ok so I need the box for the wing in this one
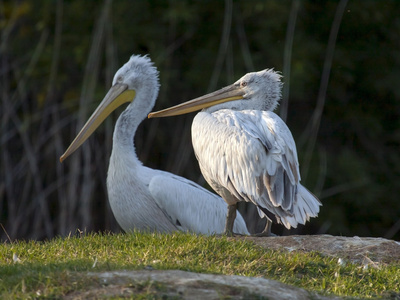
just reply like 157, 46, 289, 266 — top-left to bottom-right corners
148, 171, 249, 235
192, 110, 320, 229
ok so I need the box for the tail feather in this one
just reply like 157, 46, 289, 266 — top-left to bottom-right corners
256, 184, 321, 230
294, 184, 321, 221
276, 184, 321, 229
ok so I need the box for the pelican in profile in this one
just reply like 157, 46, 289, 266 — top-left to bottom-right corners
149, 69, 321, 236
60, 55, 249, 235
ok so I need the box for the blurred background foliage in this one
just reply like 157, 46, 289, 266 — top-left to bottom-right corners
1, 0, 399, 241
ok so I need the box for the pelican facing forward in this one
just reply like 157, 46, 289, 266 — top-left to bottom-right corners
149, 69, 321, 236
60, 55, 249, 235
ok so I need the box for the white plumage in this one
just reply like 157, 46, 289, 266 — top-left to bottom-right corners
149, 69, 321, 235
60, 55, 249, 235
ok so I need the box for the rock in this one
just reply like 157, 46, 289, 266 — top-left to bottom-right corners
240, 234, 400, 265
69, 270, 339, 300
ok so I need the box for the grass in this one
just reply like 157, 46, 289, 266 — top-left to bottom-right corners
0, 231, 399, 298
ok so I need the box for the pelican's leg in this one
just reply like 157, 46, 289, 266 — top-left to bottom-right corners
253, 219, 276, 237
224, 204, 237, 236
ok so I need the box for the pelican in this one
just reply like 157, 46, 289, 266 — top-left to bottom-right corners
149, 69, 322, 236
60, 55, 249, 235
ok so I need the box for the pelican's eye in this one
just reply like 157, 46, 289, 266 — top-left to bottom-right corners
241, 81, 247, 87
115, 76, 123, 83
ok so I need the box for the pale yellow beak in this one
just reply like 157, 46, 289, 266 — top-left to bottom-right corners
148, 83, 245, 118
60, 84, 136, 162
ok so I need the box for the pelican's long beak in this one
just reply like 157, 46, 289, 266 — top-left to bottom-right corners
60, 84, 136, 162
148, 83, 245, 118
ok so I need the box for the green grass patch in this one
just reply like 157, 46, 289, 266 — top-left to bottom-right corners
0, 232, 399, 298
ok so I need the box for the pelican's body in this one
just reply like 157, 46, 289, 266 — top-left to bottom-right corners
149, 69, 321, 235
60, 55, 249, 235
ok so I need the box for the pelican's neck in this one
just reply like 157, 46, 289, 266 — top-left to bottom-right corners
111, 90, 156, 166
113, 110, 140, 154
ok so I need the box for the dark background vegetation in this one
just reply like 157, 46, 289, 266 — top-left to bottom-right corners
1, 0, 399, 241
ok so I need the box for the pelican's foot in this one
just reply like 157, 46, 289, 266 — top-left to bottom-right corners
221, 231, 246, 237
221, 229, 234, 237
251, 219, 277, 237
214, 232, 232, 237
251, 231, 277, 237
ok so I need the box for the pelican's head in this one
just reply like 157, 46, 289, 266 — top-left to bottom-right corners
148, 69, 282, 118
112, 55, 160, 109
60, 55, 159, 162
